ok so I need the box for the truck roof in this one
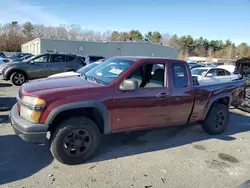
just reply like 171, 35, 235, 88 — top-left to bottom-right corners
111, 56, 187, 63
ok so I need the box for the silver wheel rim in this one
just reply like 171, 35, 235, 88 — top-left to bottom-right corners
14, 74, 25, 84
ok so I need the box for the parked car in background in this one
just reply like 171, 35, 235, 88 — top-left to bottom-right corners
0, 57, 9, 73
0, 52, 7, 58
10, 57, 244, 164
0, 57, 9, 64
48, 60, 102, 79
189, 63, 205, 69
82, 55, 105, 64
9, 54, 34, 62
217, 65, 241, 79
191, 67, 240, 85
1, 53, 85, 86
8, 52, 32, 60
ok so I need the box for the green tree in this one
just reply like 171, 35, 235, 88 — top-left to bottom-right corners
145, 31, 162, 43
194, 37, 207, 56
179, 35, 195, 54
225, 39, 232, 47
128, 30, 143, 41
167, 34, 181, 49
119, 32, 129, 41
23, 22, 34, 38
209, 40, 220, 52
109, 31, 120, 41
202, 39, 210, 50
236, 42, 249, 58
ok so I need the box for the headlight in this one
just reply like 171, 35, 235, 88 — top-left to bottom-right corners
22, 96, 46, 106
20, 96, 46, 123
20, 105, 42, 123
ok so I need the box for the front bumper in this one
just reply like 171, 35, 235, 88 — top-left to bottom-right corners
10, 103, 49, 144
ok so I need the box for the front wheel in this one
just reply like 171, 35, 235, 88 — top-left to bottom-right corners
50, 117, 101, 165
202, 103, 229, 135
10, 72, 26, 86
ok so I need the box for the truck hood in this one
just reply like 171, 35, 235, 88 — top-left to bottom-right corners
21, 76, 101, 98
235, 58, 250, 75
48, 71, 80, 78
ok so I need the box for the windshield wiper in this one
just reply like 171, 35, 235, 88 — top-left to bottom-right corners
85, 75, 98, 84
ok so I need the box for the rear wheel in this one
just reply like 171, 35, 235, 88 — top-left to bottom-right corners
10, 72, 26, 86
202, 103, 229, 135
50, 117, 101, 165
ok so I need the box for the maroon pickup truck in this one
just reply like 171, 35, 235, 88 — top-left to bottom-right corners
10, 56, 245, 164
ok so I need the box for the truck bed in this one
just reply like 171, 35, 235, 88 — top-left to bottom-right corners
189, 79, 245, 123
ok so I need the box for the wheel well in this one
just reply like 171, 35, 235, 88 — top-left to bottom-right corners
213, 97, 230, 107
7, 69, 28, 80
49, 108, 105, 134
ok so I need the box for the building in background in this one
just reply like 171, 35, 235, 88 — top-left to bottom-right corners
21, 38, 178, 59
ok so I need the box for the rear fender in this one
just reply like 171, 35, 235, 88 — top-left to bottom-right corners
203, 93, 232, 119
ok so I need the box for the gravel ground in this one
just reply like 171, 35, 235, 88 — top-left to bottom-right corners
0, 80, 250, 188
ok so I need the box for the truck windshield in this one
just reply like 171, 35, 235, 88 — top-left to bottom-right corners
76, 62, 99, 75
85, 58, 134, 85
191, 68, 209, 75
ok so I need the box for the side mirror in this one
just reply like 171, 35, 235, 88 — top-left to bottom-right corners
206, 73, 213, 77
119, 79, 138, 91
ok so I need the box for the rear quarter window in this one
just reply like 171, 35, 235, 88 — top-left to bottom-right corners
172, 63, 188, 88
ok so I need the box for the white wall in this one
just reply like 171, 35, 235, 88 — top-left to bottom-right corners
21, 38, 41, 54
39, 39, 178, 59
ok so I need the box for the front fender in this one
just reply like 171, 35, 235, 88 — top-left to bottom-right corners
45, 101, 110, 134
4, 67, 29, 80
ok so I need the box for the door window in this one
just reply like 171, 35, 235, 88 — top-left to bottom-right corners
225, 70, 231, 75
206, 69, 217, 76
127, 63, 165, 88
33, 55, 48, 63
52, 55, 66, 63
172, 63, 188, 88
217, 69, 226, 76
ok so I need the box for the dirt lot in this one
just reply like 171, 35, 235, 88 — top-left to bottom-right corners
0, 80, 250, 188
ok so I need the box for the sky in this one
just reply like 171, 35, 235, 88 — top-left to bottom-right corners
0, 0, 249, 44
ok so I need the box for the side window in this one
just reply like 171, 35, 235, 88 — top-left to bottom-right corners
67, 55, 76, 62
128, 63, 165, 88
52, 55, 66, 63
225, 70, 231, 75
206, 69, 217, 76
172, 63, 188, 88
33, 55, 48, 63
217, 69, 226, 76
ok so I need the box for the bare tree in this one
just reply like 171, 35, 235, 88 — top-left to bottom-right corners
68, 24, 81, 40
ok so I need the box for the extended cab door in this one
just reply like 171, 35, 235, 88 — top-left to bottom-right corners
168, 62, 195, 125
112, 62, 171, 132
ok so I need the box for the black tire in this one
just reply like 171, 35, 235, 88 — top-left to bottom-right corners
50, 117, 101, 165
10, 72, 26, 86
202, 103, 229, 135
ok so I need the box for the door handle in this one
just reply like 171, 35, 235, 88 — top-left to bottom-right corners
157, 92, 169, 98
